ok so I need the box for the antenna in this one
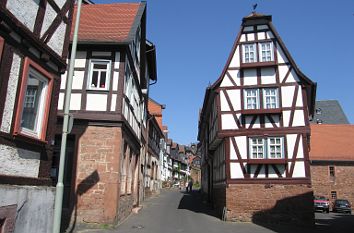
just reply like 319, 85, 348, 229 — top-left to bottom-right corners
252, 3, 258, 13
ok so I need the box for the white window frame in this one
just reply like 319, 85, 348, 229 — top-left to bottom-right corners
249, 137, 284, 159
263, 88, 279, 109
250, 138, 265, 159
87, 59, 111, 91
267, 137, 283, 159
244, 89, 259, 109
259, 42, 274, 62
242, 43, 257, 63
20, 68, 48, 138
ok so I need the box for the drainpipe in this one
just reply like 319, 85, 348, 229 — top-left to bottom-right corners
52, 1, 82, 232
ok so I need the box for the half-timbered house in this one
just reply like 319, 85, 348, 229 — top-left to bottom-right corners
55, 2, 157, 227
198, 13, 316, 225
0, 0, 74, 232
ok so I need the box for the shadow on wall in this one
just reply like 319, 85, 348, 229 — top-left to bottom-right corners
177, 190, 219, 219
62, 170, 100, 233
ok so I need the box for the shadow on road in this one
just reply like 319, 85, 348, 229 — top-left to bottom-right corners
177, 190, 220, 219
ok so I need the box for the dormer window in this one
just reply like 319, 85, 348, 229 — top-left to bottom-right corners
88, 59, 111, 90
242, 43, 257, 63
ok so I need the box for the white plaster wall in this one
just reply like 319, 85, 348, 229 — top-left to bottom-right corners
243, 69, 257, 86
268, 165, 286, 178
1, 53, 21, 133
7, 0, 39, 31
92, 51, 111, 57
220, 74, 233, 87
230, 162, 243, 179
230, 138, 237, 160
281, 86, 295, 107
276, 43, 288, 63
70, 93, 81, 110
257, 32, 266, 40
228, 89, 241, 111
229, 47, 240, 67
0, 185, 55, 233
58, 93, 64, 110
292, 110, 305, 127
261, 67, 276, 84
221, 114, 237, 130
111, 94, 117, 111
0, 145, 40, 178
286, 70, 300, 83
229, 70, 241, 85
247, 33, 255, 41
74, 51, 87, 68
55, 0, 66, 8
60, 71, 67, 89
235, 136, 247, 159
40, 3, 56, 37
72, 70, 85, 89
86, 94, 107, 111
240, 34, 246, 42
282, 110, 291, 127
292, 161, 305, 178
278, 65, 290, 83
220, 91, 230, 111
286, 134, 297, 158
296, 89, 304, 107
113, 71, 119, 91
47, 22, 65, 56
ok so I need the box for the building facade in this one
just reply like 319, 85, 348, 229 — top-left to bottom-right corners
55, 2, 157, 227
310, 124, 354, 211
0, 0, 74, 232
198, 13, 316, 225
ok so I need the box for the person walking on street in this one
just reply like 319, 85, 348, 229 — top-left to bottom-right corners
188, 179, 193, 192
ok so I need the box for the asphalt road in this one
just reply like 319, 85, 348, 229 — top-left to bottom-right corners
78, 189, 354, 233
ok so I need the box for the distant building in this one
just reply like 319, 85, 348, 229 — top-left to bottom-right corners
310, 100, 349, 125
310, 124, 354, 212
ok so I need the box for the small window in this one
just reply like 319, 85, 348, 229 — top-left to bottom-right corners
331, 191, 337, 199
242, 43, 257, 63
329, 166, 335, 177
263, 88, 278, 109
244, 89, 259, 109
259, 42, 274, 62
268, 137, 283, 159
88, 59, 111, 90
250, 138, 265, 159
14, 58, 53, 141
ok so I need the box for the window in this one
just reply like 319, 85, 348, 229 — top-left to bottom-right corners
329, 166, 335, 177
250, 138, 265, 159
244, 89, 259, 109
242, 43, 257, 63
263, 88, 278, 109
259, 42, 273, 62
249, 137, 284, 159
331, 191, 337, 199
88, 59, 111, 90
14, 58, 53, 141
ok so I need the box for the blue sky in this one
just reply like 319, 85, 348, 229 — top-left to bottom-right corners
93, 0, 354, 145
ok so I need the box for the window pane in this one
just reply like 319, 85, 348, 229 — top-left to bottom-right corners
91, 71, 98, 87
93, 63, 107, 69
100, 72, 106, 88
21, 71, 46, 133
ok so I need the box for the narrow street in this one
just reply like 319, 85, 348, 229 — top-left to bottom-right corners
77, 189, 354, 233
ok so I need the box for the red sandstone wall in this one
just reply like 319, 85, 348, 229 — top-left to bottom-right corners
226, 184, 314, 226
311, 164, 354, 210
75, 126, 122, 224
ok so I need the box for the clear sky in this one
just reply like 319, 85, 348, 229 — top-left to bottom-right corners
93, 0, 354, 145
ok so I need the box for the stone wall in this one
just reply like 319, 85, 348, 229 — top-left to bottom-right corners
0, 185, 55, 233
212, 185, 226, 218
226, 183, 314, 226
75, 126, 122, 224
311, 163, 354, 210
117, 194, 134, 223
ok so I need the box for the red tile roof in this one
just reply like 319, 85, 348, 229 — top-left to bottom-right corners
310, 124, 354, 161
71, 3, 143, 43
